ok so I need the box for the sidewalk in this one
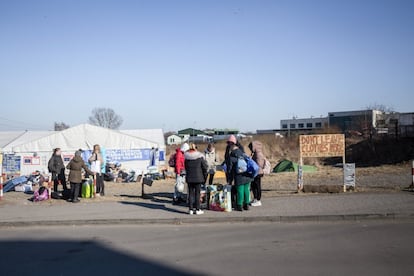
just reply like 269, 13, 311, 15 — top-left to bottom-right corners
0, 192, 413, 227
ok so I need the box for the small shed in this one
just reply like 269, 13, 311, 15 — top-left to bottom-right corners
167, 134, 182, 145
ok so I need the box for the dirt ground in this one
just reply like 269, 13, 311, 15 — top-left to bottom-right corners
1, 163, 411, 206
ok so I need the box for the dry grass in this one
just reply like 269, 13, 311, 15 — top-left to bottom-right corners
167, 134, 320, 168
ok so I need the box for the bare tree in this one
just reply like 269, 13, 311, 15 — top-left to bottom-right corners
54, 122, 70, 131
88, 108, 123, 129
366, 103, 395, 113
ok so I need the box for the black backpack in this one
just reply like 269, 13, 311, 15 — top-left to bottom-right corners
168, 153, 176, 168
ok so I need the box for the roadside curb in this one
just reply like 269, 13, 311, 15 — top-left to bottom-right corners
1, 213, 413, 227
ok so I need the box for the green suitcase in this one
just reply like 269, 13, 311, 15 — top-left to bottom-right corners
81, 178, 94, 198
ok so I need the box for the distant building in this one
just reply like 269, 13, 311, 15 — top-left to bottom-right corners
166, 134, 182, 145
190, 135, 213, 143
212, 128, 239, 141
328, 110, 383, 133
280, 117, 328, 131
376, 112, 414, 137
258, 109, 414, 138
178, 128, 206, 137
175, 128, 214, 143
256, 129, 284, 136
399, 113, 414, 137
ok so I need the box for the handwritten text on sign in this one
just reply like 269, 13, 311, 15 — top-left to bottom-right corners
300, 134, 345, 158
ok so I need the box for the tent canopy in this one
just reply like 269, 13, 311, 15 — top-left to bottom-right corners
1, 131, 53, 152
10, 124, 159, 153
121, 129, 165, 148
273, 159, 317, 173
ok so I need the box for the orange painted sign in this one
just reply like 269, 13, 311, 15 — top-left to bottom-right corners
299, 134, 345, 158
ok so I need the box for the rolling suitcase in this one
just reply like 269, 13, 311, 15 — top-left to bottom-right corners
81, 178, 94, 198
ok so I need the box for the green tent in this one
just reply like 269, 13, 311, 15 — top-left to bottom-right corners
273, 159, 317, 173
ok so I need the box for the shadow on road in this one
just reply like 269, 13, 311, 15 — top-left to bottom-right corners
0, 240, 196, 276
119, 201, 188, 215
117, 194, 142, 199
151, 192, 174, 199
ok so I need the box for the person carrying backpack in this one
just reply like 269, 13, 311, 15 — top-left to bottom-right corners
185, 143, 208, 215
67, 150, 95, 203
224, 135, 245, 207
226, 135, 254, 212
48, 148, 68, 192
173, 143, 189, 204
248, 141, 265, 207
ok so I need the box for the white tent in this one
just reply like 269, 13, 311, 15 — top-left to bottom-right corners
1, 124, 164, 176
121, 129, 166, 149
1, 131, 54, 152
11, 124, 159, 153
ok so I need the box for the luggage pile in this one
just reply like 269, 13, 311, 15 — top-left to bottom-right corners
3, 171, 48, 194
204, 184, 232, 212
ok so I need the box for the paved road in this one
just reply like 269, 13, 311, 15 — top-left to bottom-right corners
1, 221, 413, 276
1, 192, 413, 225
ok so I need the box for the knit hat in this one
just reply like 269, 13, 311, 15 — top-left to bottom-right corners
180, 143, 190, 152
227, 135, 237, 144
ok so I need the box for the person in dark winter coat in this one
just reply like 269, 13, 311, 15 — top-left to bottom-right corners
66, 151, 95, 203
224, 137, 244, 173
224, 135, 245, 208
185, 143, 208, 215
48, 148, 68, 192
226, 135, 253, 212
249, 141, 265, 207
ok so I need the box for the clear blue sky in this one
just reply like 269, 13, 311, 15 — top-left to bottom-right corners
1, 0, 413, 132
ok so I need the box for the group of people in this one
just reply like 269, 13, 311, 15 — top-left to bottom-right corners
47, 144, 106, 203
46, 137, 265, 212
172, 135, 265, 215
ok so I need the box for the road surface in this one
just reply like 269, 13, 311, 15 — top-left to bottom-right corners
1, 221, 413, 275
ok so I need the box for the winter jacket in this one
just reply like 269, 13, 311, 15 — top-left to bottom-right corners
226, 145, 254, 186
185, 150, 208, 184
48, 155, 65, 176
224, 142, 244, 166
67, 156, 94, 184
249, 141, 265, 175
204, 148, 217, 173
175, 148, 185, 175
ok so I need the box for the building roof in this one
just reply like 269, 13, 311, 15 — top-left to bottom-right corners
328, 109, 381, 117
167, 134, 181, 138
178, 128, 206, 136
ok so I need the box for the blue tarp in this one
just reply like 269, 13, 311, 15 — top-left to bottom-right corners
3, 176, 29, 193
